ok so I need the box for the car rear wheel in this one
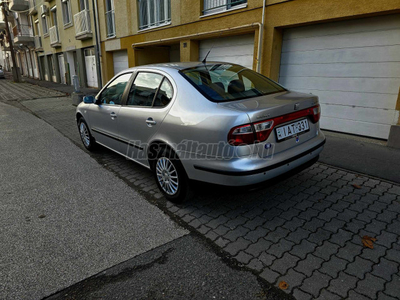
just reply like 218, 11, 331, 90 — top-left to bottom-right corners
78, 117, 96, 151
153, 147, 190, 204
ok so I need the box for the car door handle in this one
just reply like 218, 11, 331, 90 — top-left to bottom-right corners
110, 112, 117, 118
146, 118, 156, 127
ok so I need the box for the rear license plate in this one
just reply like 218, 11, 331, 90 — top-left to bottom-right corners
276, 119, 309, 141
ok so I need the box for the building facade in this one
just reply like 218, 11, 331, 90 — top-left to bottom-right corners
97, 0, 400, 142
0, 0, 100, 88
0, 0, 101, 88
31, 0, 101, 88
0, 4, 15, 72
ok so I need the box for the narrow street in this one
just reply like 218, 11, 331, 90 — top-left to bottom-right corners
1, 78, 399, 300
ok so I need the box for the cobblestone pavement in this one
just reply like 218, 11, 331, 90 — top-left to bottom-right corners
22, 76, 100, 96
0, 78, 64, 101
1, 80, 399, 300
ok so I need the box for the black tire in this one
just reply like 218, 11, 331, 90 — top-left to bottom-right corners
78, 117, 96, 151
152, 147, 191, 204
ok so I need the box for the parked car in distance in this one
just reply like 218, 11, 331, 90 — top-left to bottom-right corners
0, 69, 5, 79
76, 62, 325, 203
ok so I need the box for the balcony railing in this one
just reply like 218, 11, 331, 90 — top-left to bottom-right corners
203, 0, 247, 15
13, 24, 34, 45
105, 9, 115, 38
34, 35, 43, 50
74, 9, 92, 40
49, 25, 61, 47
13, 24, 33, 37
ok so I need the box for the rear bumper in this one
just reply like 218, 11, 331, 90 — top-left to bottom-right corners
180, 133, 325, 186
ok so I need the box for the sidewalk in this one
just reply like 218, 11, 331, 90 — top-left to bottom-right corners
320, 131, 400, 184
5, 72, 100, 96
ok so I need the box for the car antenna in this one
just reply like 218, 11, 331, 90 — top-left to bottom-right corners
202, 31, 223, 65
203, 34, 223, 64
202, 46, 213, 64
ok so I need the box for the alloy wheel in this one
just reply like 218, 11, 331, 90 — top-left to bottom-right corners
156, 157, 179, 195
79, 122, 90, 147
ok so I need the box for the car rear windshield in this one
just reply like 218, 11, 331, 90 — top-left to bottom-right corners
180, 63, 286, 102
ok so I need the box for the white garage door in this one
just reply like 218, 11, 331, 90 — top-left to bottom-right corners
279, 15, 400, 139
113, 50, 129, 75
199, 34, 255, 70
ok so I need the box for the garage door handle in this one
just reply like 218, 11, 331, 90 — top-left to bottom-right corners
146, 118, 156, 126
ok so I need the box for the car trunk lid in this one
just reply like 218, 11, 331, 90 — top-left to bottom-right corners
220, 91, 320, 157
219, 91, 319, 123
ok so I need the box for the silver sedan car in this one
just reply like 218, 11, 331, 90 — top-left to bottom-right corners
76, 62, 325, 203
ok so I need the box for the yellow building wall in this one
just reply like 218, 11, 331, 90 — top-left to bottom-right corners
34, 0, 96, 55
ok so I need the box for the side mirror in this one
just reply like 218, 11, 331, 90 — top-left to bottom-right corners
83, 95, 95, 104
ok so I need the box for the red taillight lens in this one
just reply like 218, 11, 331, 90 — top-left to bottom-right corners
228, 124, 255, 146
311, 104, 321, 123
254, 119, 274, 142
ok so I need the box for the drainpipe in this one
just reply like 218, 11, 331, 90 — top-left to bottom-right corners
256, 0, 266, 73
92, 0, 102, 88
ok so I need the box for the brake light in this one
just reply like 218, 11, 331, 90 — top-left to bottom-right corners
228, 104, 321, 146
228, 124, 255, 146
254, 119, 274, 142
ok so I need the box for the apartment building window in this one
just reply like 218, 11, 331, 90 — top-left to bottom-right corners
78, 0, 89, 10
42, 15, 49, 35
50, 6, 58, 27
203, 0, 247, 15
138, 0, 171, 31
105, 0, 115, 37
34, 20, 40, 36
62, 0, 72, 26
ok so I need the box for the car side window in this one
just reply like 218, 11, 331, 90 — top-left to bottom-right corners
153, 78, 173, 107
127, 72, 163, 106
98, 73, 132, 105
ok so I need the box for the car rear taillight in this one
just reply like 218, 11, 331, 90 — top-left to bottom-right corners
254, 119, 274, 142
228, 104, 321, 146
228, 124, 255, 146
311, 104, 321, 123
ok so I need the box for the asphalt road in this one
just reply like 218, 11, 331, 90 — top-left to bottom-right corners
0, 102, 187, 300
46, 235, 288, 300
